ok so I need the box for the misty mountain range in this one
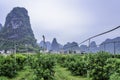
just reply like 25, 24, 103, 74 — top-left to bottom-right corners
39, 38, 63, 52
39, 37, 120, 54
0, 7, 119, 54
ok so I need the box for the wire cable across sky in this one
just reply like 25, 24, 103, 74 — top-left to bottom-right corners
79, 26, 120, 45
64, 26, 120, 50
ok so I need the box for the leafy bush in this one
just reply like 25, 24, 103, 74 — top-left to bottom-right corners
10, 54, 27, 70
0, 52, 119, 80
0, 56, 18, 78
68, 59, 87, 76
110, 73, 120, 80
59, 52, 119, 80
30, 54, 56, 80
0, 54, 27, 78
57, 54, 68, 67
105, 58, 120, 80
0, 76, 8, 80
88, 52, 111, 80
114, 54, 120, 59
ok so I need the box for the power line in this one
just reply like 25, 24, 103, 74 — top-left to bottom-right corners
64, 26, 120, 50
79, 26, 120, 45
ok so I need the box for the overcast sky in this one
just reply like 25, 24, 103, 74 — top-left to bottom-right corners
0, 0, 120, 45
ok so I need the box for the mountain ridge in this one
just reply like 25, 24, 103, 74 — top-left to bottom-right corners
0, 7, 38, 52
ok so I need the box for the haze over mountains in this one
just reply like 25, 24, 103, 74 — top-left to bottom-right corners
39, 38, 63, 52
39, 37, 120, 54
0, 7, 120, 54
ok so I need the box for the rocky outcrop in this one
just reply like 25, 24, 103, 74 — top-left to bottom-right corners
39, 41, 51, 50
50, 38, 60, 51
79, 41, 98, 53
63, 42, 80, 53
3, 7, 35, 41
99, 37, 120, 54
0, 7, 37, 52
89, 41, 98, 53
80, 45, 88, 53
0, 23, 2, 31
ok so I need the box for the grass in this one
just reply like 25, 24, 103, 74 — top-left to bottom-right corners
0, 65, 90, 80
54, 65, 89, 80
0, 66, 35, 80
10, 66, 35, 80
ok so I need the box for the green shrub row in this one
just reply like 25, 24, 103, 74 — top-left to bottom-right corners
57, 52, 120, 80
0, 53, 56, 80
0, 54, 27, 78
28, 54, 56, 80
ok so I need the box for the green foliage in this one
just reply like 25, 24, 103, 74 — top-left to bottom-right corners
0, 76, 8, 80
0, 56, 18, 78
57, 55, 70, 67
57, 54, 88, 76
105, 58, 120, 77
114, 54, 120, 58
110, 73, 120, 80
88, 52, 111, 80
68, 59, 87, 76
10, 54, 27, 70
29, 54, 56, 80
0, 53, 120, 80
0, 54, 27, 78
56, 52, 120, 80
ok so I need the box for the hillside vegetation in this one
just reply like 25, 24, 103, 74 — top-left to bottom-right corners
0, 52, 120, 80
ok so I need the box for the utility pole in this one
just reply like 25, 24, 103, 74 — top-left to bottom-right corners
42, 35, 46, 52
113, 42, 116, 58
14, 43, 16, 54
87, 39, 91, 79
14, 42, 17, 73
25, 44, 29, 66
88, 39, 91, 53
104, 43, 106, 52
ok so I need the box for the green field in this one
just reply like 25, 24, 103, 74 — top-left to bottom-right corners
0, 65, 89, 80
54, 65, 89, 80
0, 52, 120, 80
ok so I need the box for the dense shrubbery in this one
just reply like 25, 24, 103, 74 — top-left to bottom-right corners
110, 73, 120, 80
0, 54, 56, 80
10, 54, 27, 70
88, 52, 111, 80
57, 52, 120, 80
0, 54, 27, 78
0, 55, 18, 78
114, 54, 120, 58
28, 54, 56, 80
106, 58, 120, 77
0, 52, 120, 80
